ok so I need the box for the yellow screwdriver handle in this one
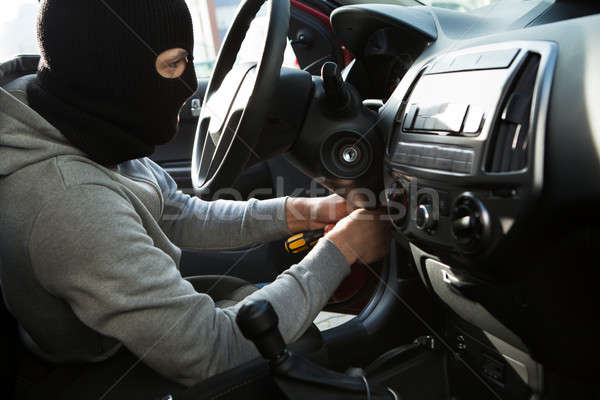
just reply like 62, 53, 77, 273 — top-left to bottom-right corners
284, 230, 325, 254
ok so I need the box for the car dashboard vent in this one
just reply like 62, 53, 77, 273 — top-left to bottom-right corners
485, 53, 541, 172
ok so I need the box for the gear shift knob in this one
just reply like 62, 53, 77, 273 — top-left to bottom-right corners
236, 300, 287, 363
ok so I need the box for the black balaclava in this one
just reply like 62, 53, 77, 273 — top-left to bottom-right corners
27, 0, 199, 165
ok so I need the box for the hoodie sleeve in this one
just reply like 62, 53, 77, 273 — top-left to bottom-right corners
29, 184, 349, 386
143, 159, 291, 250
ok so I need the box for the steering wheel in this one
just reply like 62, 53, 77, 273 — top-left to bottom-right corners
191, 0, 290, 197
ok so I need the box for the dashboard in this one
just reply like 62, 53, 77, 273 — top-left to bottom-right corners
332, 0, 600, 390
384, 41, 556, 264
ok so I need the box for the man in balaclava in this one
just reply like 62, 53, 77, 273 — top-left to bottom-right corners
0, 0, 390, 397
28, 0, 199, 163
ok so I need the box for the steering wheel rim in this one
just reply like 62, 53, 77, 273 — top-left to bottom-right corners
191, 0, 290, 198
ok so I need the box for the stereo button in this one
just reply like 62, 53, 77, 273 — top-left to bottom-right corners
455, 149, 473, 162
451, 53, 483, 71
426, 48, 519, 74
478, 48, 519, 69
452, 160, 471, 173
428, 56, 454, 74
435, 157, 452, 170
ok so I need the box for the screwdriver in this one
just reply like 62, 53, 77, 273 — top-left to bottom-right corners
284, 229, 325, 254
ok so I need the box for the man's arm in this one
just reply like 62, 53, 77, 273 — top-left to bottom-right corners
30, 184, 349, 386
143, 159, 291, 250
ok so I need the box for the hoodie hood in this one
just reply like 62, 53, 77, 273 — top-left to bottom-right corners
0, 76, 85, 177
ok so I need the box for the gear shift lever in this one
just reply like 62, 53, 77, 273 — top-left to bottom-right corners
237, 300, 397, 400
237, 299, 289, 365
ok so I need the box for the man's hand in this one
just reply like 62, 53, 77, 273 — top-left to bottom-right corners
326, 209, 392, 265
286, 194, 354, 233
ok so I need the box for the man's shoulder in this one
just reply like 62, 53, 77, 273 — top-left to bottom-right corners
54, 155, 122, 190
25, 155, 134, 213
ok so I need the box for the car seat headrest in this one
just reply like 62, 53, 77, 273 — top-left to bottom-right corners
0, 55, 40, 88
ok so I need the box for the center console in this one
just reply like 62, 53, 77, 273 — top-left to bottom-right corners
382, 41, 558, 397
384, 41, 557, 264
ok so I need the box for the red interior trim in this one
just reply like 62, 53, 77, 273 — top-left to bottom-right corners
290, 0, 354, 65
290, 0, 332, 28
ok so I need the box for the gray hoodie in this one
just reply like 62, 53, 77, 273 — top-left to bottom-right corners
0, 77, 349, 386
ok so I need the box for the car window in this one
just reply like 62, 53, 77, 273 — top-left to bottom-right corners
0, 0, 298, 76
0, 0, 39, 62
185, 0, 298, 77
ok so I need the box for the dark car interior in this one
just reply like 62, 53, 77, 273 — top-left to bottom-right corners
2, 0, 600, 399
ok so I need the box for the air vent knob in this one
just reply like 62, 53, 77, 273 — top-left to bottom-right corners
451, 193, 491, 251
416, 204, 435, 231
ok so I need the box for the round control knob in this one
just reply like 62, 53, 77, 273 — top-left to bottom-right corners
451, 193, 491, 251
416, 204, 436, 231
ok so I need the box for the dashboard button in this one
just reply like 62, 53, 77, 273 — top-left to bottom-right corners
421, 156, 435, 168
451, 53, 483, 72
478, 48, 519, 69
428, 56, 454, 74
421, 145, 435, 158
455, 149, 473, 162
407, 152, 420, 165
435, 156, 452, 170
426, 48, 520, 74
452, 160, 471, 173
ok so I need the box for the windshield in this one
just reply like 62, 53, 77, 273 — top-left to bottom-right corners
0, 0, 512, 67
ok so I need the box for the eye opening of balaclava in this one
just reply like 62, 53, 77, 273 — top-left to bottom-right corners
27, 0, 199, 166
155, 48, 193, 79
